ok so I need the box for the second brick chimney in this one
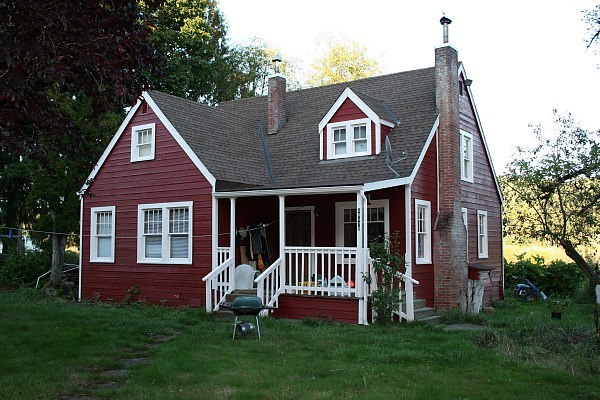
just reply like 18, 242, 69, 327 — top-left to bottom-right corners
433, 16, 468, 308
267, 54, 286, 134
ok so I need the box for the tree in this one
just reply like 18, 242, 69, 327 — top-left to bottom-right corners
585, 5, 600, 49
0, 0, 160, 155
307, 37, 381, 87
501, 112, 600, 289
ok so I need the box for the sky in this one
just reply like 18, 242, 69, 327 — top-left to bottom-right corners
218, 0, 600, 173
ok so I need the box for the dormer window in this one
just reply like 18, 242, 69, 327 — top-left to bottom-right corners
327, 118, 371, 159
131, 123, 156, 162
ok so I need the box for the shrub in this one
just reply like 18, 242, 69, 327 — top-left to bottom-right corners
0, 250, 51, 288
504, 254, 583, 298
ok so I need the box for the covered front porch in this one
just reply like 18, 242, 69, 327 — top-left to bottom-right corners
202, 184, 419, 324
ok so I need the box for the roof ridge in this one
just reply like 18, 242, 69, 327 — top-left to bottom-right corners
148, 90, 262, 125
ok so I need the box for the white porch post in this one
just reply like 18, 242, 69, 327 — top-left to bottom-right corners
212, 196, 218, 269
405, 184, 415, 321
357, 191, 367, 324
279, 195, 286, 288
230, 197, 236, 288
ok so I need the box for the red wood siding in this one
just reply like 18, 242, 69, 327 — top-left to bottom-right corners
410, 135, 438, 306
371, 121, 376, 154
273, 294, 359, 323
459, 74, 504, 304
322, 128, 327, 160
81, 106, 213, 307
380, 125, 391, 154
329, 98, 367, 123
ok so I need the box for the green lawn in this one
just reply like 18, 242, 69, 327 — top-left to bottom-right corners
1, 289, 598, 399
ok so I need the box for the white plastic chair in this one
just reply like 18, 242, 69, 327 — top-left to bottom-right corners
235, 264, 256, 290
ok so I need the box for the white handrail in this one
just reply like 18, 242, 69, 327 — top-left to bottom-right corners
36, 264, 79, 288
255, 257, 283, 312
202, 256, 235, 313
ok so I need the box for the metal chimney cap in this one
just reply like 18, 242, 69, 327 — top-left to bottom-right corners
272, 53, 282, 63
440, 15, 452, 25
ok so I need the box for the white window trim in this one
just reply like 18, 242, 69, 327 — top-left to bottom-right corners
477, 210, 488, 259
327, 118, 371, 159
334, 199, 389, 248
137, 201, 193, 264
460, 130, 474, 183
90, 206, 116, 263
414, 199, 432, 264
462, 207, 468, 262
131, 123, 156, 162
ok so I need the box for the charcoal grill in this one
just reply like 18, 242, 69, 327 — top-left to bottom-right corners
221, 296, 273, 339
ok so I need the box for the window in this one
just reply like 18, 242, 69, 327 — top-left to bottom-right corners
90, 206, 115, 262
131, 123, 156, 162
335, 200, 389, 248
137, 202, 192, 264
415, 199, 431, 264
477, 210, 488, 259
460, 130, 473, 182
327, 118, 371, 159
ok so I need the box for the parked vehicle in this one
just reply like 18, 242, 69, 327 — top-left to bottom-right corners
512, 276, 547, 301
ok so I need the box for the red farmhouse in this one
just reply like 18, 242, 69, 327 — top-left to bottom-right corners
79, 19, 503, 324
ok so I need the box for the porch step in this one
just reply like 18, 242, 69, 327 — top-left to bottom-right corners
418, 314, 446, 326
403, 297, 445, 326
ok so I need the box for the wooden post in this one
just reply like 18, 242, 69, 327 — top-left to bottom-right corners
459, 280, 485, 314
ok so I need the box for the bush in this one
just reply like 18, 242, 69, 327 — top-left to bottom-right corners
504, 254, 583, 298
0, 250, 51, 288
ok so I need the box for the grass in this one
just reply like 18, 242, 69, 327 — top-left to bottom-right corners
1, 289, 599, 400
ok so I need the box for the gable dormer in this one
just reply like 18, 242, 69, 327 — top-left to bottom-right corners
318, 88, 396, 160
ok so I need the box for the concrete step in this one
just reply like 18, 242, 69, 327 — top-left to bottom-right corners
414, 306, 437, 320
418, 314, 446, 326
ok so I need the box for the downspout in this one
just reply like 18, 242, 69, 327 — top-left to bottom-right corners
78, 195, 83, 301
258, 121, 276, 185
405, 184, 415, 321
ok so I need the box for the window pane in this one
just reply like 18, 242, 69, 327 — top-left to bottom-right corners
96, 212, 112, 235
353, 125, 366, 139
417, 233, 425, 258
344, 209, 356, 223
354, 140, 367, 153
144, 209, 162, 234
97, 237, 112, 258
334, 142, 346, 155
344, 223, 357, 247
138, 129, 152, 145
169, 208, 189, 234
333, 128, 346, 142
145, 235, 162, 258
170, 235, 189, 258
367, 221, 384, 244
138, 143, 151, 157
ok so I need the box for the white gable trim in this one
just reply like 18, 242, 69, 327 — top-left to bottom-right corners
144, 92, 216, 187
408, 116, 439, 183
458, 64, 503, 204
78, 100, 142, 196
318, 87, 394, 159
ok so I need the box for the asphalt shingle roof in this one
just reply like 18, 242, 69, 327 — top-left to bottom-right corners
150, 67, 438, 191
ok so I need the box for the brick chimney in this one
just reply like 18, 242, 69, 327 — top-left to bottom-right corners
433, 16, 468, 308
267, 54, 286, 134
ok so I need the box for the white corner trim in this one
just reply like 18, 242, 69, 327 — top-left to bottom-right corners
143, 92, 216, 187
79, 100, 143, 196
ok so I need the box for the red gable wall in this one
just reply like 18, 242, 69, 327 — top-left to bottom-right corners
81, 104, 213, 307
322, 98, 368, 160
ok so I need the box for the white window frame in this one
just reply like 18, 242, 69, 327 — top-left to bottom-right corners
90, 206, 116, 263
460, 130, 473, 182
137, 201, 193, 264
477, 210, 488, 259
327, 118, 371, 159
414, 199, 432, 264
335, 199, 389, 249
131, 123, 156, 162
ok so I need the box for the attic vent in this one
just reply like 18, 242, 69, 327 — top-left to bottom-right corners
141, 101, 148, 114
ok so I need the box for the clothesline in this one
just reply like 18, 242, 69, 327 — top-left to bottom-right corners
0, 220, 279, 241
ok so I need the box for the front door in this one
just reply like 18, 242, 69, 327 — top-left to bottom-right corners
285, 208, 314, 246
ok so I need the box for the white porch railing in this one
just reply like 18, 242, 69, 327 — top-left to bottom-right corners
283, 246, 360, 297
202, 247, 234, 313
